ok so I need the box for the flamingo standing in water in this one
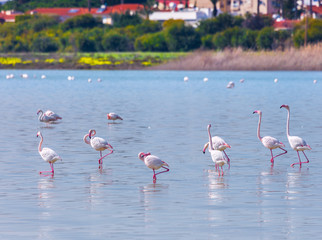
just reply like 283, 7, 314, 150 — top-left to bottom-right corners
206, 124, 228, 176
37, 109, 62, 123
202, 125, 231, 168
83, 129, 113, 166
253, 110, 287, 165
280, 105, 311, 167
138, 152, 169, 183
37, 131, 62, 175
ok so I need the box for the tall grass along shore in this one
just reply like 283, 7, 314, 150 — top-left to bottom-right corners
0, 44, 321, 71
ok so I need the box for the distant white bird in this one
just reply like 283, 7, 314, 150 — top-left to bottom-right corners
184, 76, 189, 82
97, 78, 102, 82
226, 81, 235, 88
88, 78, 92, 83
6, 74, 14, 79
240, 78, 245, 83
21, 73, 28, 79
37, 131, 62, 175
138, 152, 169, 183
206, 124, 228, 176
37, 109, 62, 123
280, 105, 311, 167
41, 75, 46, 79
203, 77, 208, 82
274, 78, 278, 83
313, 79, 317, 84
107, 112, 123, 121
67, 76, 74, 81
253, 110, 287, 165
84, 129, 113, 165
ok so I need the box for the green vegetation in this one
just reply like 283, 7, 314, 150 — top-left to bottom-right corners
0, 6, 321, 56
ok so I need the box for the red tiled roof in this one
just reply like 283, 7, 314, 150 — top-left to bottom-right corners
273, 20, 299, 30
0, 13, 20, 22
312, 6, 322, 14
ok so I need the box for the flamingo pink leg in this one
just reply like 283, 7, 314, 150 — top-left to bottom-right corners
98, 150, 114, 165
152, 167, 170, 183
291, 151, 309, 167
270, 147, 288, 165
40, 162, 54, 175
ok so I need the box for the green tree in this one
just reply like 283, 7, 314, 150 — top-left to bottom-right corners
61, 14, 101, 31
134, 32, 167, 51
101, 31, 130, 51
31, 35, 59, 52
256, 27, 274, 50
163, 20, 201, 51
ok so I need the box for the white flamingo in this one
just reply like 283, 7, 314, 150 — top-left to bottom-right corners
138, 152, 169, 183
280, 105, 311, 167
253, 110, 287, 165
37, 109, 62, 123
202, 125, 231, 168
84, 129, 113, 165
206, 124, 228, 176
37, 131, 62, 175
107, 113, 123, 121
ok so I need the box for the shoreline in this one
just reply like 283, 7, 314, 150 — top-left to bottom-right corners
0, 45, 321, 71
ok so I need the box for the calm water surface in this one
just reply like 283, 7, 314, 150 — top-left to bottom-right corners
0, 70, 322, 239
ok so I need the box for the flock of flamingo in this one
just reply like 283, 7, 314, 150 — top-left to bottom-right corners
36, 103, 312, 181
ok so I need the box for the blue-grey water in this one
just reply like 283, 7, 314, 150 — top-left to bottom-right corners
0, 70, 322, 239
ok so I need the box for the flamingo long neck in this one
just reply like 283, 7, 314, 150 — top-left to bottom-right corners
38, 110, 44, 121
38, 133, 43, 152
208, 127, 214, 151
286, 108, 290, 137
257, 113, 262, 141
83, 134, 90, 144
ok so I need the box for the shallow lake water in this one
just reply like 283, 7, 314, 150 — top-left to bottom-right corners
0, 70, 322, 239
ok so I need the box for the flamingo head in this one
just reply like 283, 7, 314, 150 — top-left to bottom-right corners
253, 110, 261, 115
36, 131, 41, 137
280, 104, 289, 110
207, 124, 211, 130
88, 129, 96, 139
37, 109, 42, 115
202, 142, 209, 154
107, 114, 111, 120
138, 152, 151, 161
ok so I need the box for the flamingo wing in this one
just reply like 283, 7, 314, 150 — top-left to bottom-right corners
261, 136, 284, 149
45, 110, 62, 120
212, 136, 230, 151
288, 136, 310, 150
144, 155, 165, 170
40, 147, 61, 163
91, 137, 109, 151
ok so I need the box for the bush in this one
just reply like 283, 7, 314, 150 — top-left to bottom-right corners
61, 14, 101, 31
164, 21, 201, 51
240, 29, 258, 50
198, 13, 243, 36
293, 19, 322, 47
111, 11, 142, 28
212, 27, 245, 49
31, 35, 59, 52
201, 34, 213, 49
134, 32, 167, 51
256, 27, 274, 50
101, 31, 130, 51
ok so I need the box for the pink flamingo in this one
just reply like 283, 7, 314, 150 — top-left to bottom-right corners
37, 131, 62, 175
207, 124, 228, 176
202, 125, 231, 168
83, 129, 113, 165
37, 109, 62, 123
107, 113, 123, 121
280, 105, 311, 167
138, 152, 169, 183
253, 110, 287, 165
